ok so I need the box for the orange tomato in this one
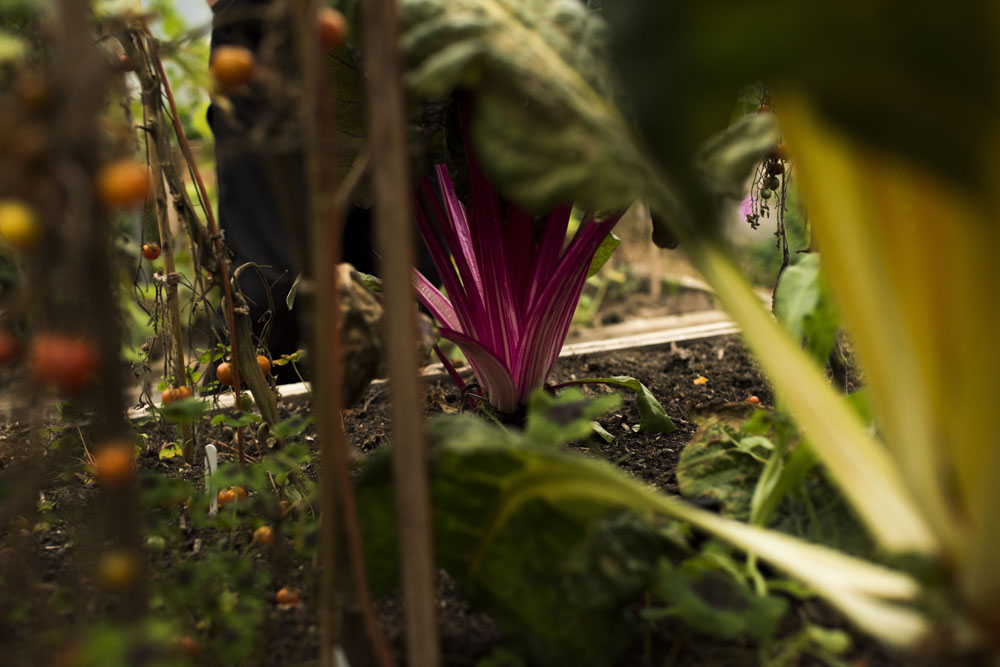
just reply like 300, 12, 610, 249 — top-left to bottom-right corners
216, 361, 235, 387
217, 488, 236, 508
317, 8, 348, 51
256, 354, 271, 376
211, 45, 255, 92
141, 242, 160, 260
94, 441, 135, 486
161, 386, 192, 404
275, 587, 300, 606
96, 159, 149, 210
253, 525, 274, 545
218, 486, 246, 508
746, 395, 761, 405
29, 333, 99, 393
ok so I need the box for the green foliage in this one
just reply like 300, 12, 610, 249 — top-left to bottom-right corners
586, 231, 620, 279
738, 185, 811, 287
72, 618, 189, 667
157, 397, 210, 424
158, 552, 269, 665
523, 387, 620, 447
271, 414, 314, 439
398, 0, 645, 213
210, 411, 261, 429
556, 376, 675, 434
773, 253, 839, 365
677, 403, 873, 557
645, 544, 788, 641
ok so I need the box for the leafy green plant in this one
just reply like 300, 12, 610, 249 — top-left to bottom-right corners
358, 392, 867, 665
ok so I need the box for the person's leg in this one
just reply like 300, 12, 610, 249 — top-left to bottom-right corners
208, 0, 305, 383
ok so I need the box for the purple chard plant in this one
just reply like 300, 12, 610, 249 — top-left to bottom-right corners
412, 155, 623, 414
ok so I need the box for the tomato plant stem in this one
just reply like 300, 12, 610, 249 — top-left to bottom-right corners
150, 31, 246, 465
139, 59, 196, 463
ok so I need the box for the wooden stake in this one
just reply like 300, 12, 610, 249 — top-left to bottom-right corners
360, 0, 442, 664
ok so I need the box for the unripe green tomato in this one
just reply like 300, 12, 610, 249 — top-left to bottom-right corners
146, 535, 167, 551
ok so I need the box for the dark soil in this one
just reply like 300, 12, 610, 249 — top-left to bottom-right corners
0, 334, 903, 667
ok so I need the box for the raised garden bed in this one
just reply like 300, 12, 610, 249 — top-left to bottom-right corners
0, 327, 903, 667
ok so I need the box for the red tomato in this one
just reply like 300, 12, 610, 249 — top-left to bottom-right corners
141, 242, 161, 260
29, 333, 99, 393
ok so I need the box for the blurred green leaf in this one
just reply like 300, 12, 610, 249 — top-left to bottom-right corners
607, 0, 999, 201
524, 387, 620, 447
210, 411, 261, 429
400, 0, 646, 213
158, 397, 209, 424
272, 414, 313, 438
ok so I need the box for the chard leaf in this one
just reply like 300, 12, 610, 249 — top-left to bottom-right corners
677, 403, 872, 558
358, 412, 929, 656
773, 253, 839, 365
399, 0, 647, 212
357, 414, 687, 667
439, 327, 518, 413
558, 376, 675, 434
693, 114, 780, 200
586, 232, 620, 279
326, 46, 373, 206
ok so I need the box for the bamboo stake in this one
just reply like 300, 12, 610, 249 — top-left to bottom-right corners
291, 3, 396, 665
294, 2, 347, 662
138, 47, 196, 462
360, 0, 442, 664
